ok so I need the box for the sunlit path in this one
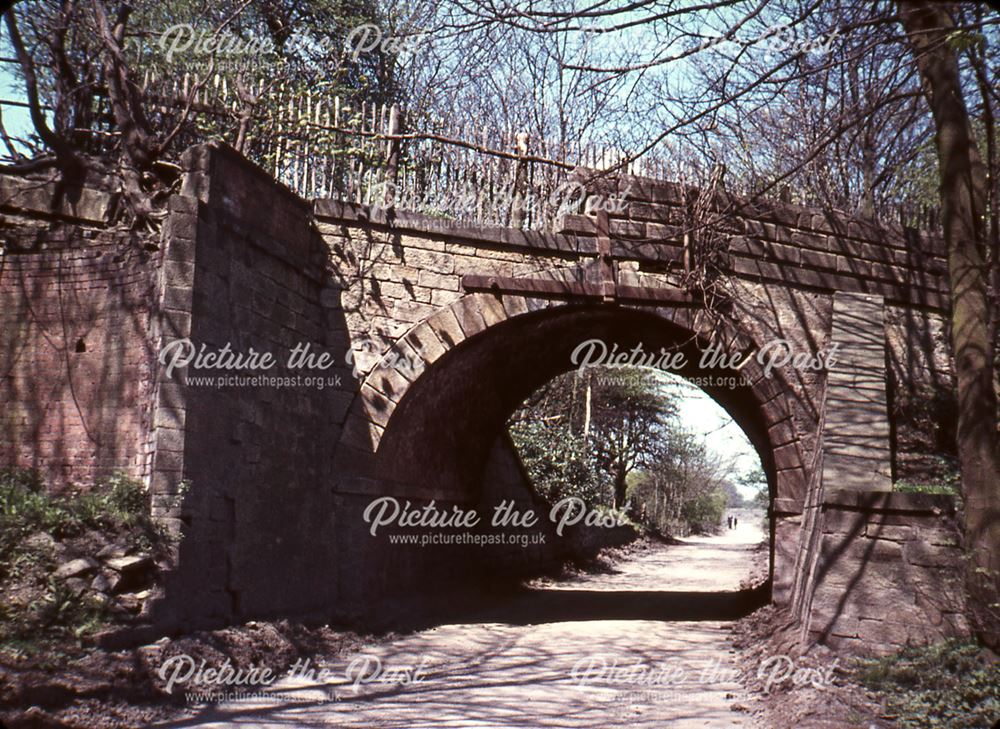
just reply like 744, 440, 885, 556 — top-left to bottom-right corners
162, 518, 765, 728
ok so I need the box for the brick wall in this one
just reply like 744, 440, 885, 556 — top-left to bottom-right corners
0, 179, 159, 490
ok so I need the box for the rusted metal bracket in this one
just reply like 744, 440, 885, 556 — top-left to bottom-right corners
461, 274, 699, 306
595, 209, 615, 303
461, 207, 702, 306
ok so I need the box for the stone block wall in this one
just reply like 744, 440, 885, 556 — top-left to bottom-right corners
147, 144, 353, 627
148, 144, 633, 629
786, 293, 966, 652
806, 490, 967, 655
309, 197, 832, 614
822, 293, 892, 490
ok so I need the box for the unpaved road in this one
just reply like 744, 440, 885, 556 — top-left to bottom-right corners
163, 516, 765, 728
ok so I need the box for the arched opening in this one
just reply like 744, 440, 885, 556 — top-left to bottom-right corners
376, 305, 780, 492
359, 300, 801, 609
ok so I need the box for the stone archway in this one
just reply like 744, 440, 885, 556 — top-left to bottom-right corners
332, 293, 809, 605
342, 294, 805, 496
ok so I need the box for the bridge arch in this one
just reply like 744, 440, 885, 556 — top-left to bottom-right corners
338, 292, 806, 513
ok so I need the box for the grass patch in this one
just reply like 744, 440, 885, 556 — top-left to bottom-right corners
893, 457, 961, 496
854, 639, 1000, 728
892, 480, 960, 496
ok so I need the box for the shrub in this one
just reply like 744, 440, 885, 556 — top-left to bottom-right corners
680, 487, 728, 535
854, 640, 1000, 728
893, 456, 962, 496
509, 420, 611, 506
0, 469, 171, 647
0, 469, 160, 575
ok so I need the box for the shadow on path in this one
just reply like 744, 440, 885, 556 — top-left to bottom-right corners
472, 584, 770, 624
157, 535, 769, 728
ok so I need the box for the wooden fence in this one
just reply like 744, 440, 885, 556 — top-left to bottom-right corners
144, 71, 948, 233
0, 61, 943, 232
136, 70, 696, 230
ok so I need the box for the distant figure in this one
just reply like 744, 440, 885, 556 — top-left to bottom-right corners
727, 516, 733, 529
734, 516, 739, 528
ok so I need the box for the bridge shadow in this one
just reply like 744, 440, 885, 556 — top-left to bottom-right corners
466, 585, 770, 624
376, 580, 771, 633
154, 536, 769, 727
360, 535, 773, 633
155, 581, 771, 728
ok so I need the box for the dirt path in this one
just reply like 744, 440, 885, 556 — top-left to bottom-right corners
162, 517, 765, 728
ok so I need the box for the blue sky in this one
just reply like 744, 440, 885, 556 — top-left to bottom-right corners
0, 34, 36, 155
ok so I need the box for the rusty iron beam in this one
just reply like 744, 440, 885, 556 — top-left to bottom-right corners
461, 274, 699, 306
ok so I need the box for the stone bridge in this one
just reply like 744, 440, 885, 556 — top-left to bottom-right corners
0, 143, 967, 653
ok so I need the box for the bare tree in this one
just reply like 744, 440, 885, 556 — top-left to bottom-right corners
425, 0, 1000, 645
1, 0, 400, 226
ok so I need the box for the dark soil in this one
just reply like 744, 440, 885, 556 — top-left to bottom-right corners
0, 620, 366, 728
732, 604, 897, 728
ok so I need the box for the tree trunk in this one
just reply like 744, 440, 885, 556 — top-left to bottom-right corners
613, 465, 628, 510
899, 0, 1000, 648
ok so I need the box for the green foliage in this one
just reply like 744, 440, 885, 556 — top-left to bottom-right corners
893, 459, 961, 496
586, 368, 677, 508
509, 366, 677, 510
680, 488, 728, 535
946, 29, 987, 54
893, 480, 961, 496
854, 640, 1000, 728
509, 366, 746, 537
508, 420, 608, 505
629, 430, 735, 536
0, 470, 161, 577
738, 465, 768, 498
1, 576, 109, 650
0, 469, 170, 647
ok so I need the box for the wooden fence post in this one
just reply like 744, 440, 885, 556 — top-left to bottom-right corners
510, 131, 530, 229
384, 103, 403, 206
